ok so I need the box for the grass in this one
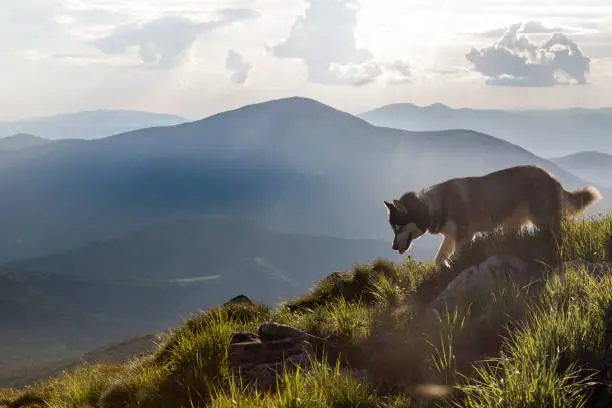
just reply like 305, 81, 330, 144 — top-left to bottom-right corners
2, 214, 612, 408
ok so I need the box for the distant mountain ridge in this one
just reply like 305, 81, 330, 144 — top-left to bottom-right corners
549, 151, 612, 188
0, 96, 606, 264
359, 103, 612, 157
0, 109, 189, 140
0, 133, 52, 150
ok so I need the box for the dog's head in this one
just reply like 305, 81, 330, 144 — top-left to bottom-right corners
384, 194, 428, 255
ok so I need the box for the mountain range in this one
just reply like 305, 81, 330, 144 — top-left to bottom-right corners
0, 96, 610, 383
0, 110, 189, 140
359, 103, 612, 157
0, 97, 605, 264
0, 133, 52, 150
549, 151, 612, 189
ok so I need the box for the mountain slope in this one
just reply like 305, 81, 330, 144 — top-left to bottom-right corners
0, 215, 397, 376
0, 134, 52, 150
0, 333, 161, 388
0, 97, 605, 264
0, 109, 189, 140
6, 215, 397, 290
0, 267, 217, 375
549, 151, 612, 188
359, 103, 612, 157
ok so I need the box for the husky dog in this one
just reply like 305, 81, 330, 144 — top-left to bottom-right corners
384, 165, 602, 268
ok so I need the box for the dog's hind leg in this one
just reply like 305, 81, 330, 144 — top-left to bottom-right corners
501, 203, 532, 235
528, 185, 563, 239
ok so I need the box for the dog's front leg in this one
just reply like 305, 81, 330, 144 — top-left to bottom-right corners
452, 234, 474, 261
435, 235, 456, 269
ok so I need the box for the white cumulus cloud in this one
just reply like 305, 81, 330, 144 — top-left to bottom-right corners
90, 8, 261, 69
270, 0, 410, 86
466, 22, 591, 86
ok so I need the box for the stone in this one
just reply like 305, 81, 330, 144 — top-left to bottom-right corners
426, 255, 541, 315
257, 322, 322, 344
229, 338, 313, 366
230, 332, 260, 345
226, 322, 323, 392
224, 294, 254, 306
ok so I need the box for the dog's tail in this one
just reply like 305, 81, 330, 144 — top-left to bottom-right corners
562, 185, 602, 216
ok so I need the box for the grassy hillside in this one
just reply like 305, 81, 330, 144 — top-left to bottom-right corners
2, 214, 612, 407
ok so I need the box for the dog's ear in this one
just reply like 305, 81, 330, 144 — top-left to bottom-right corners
392, 199, 407, 212
384, 200, 394, 214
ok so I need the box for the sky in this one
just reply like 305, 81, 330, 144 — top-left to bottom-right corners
1, 0, 611, 120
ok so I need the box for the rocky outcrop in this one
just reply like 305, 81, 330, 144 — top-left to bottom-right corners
426, 256, 541, 315
426, 255, 612, 316
228, 322, 325, 391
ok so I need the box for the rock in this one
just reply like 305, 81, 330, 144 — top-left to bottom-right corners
229, 338, 313, 367
230, 332, 260, 344
224, 295, 254, 306
227, 322, 325, 392
228, 338, 315, 391
426, 255, 612, 316
426, 255, 541, 315
258, 322, 322, 344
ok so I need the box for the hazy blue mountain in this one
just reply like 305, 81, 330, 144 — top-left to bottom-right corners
0, 133, 52, 150
358, 103, 612, 157
0, 215, 395, 378
0, 97, 605, 265
549, 151, 612, 188
0, 109, 189, 140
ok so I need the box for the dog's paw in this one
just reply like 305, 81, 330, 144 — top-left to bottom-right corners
435, 258, 451, 270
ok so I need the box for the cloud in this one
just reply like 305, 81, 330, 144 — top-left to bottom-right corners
466, 22, 591, 86
225, 50, 252, 84
219, 7, 263, 21
90, 7, 261, 69
270, 0, 410, 86
475, 21, 576, 38
383, 60, 412, 84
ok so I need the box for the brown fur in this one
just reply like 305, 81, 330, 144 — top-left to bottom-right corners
385, 165, 602, 267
